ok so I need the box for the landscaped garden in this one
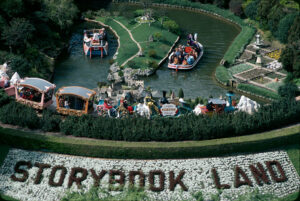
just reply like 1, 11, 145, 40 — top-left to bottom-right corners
0, 0, 300, 200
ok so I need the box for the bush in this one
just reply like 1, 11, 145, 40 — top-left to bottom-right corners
82, 10, 94, 19
148, 49, 157, 58
237, 84, 280, 100
275, 13, 297, 43
109, 59, 115, 65
215, 66, 232, 84
278, 83, 299, 100
41, 110, 61, 132
0, 102, 40, 129
147, 60, 158, 69
0, 89, 13, 107
128, 60, 138, 69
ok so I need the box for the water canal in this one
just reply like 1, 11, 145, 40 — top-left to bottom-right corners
53, 4, 240, 98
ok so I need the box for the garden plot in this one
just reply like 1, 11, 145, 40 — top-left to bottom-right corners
266, 72, 285, 80
235, 68, 270, 81
266, 81, 285, 91
229, 64, 253, 75
251, 76, 272, 84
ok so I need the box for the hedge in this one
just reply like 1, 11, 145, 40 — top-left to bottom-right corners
237, 83, 280, 100
215, 65, 232, 85
0, 124, 299, 159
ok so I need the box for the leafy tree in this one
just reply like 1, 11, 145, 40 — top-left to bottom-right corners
0, 0, 24, 18
229, 0, 243, 17
163, 20, 179, 34
1, 18, 35, 52
42, 0, 79, 31
153, 32, 162, 41
288, 15, 300, 44
178, 88, 184, 98
275, 13, 297, 43
244, 0, 259, 20
279, 46, 294, 72
257, 0, 277, 28
278, 83, 299, 99
267, 3, 284, 33
0, 15, 7, 32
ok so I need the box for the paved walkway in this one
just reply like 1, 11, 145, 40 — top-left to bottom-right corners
112, 19, 142, 67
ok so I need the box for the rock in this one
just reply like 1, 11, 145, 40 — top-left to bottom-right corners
110, 63, 120, 73
236, 95, 260, 114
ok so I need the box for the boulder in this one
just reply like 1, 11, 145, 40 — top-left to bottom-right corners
236, 95, 260, 114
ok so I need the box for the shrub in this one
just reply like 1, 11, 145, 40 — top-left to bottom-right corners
109, 59, 115, 65
178, 88, 184, 98
41, 110, 61, 132
278, 83, 299, 99
275, 13, 297, 43
148, 49, 157, 58
128, 60, 138, 69
215, 66, 232, 84
83, 10, 94, 19
147, 60, 158, 69
0, 102, 40, 129
0, 89, 13, 107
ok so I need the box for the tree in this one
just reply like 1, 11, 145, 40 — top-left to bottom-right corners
275, 13, 297, 43
229, 0, 243, 17
178, 88, 184, 98
0, 0, 24, 18
279, 46, 294, 72
257, 0, 277, 27
42, 0, 78, 31
244, 0, 259, 20
267, 3, 284, 33
1, 18, 35, 52
153, 32, 162, 41
278, 83, 298, 99
163, 20, 179, 34
288, 15, 300, 44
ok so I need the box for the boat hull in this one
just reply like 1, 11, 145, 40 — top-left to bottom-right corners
168, 42, 204, 70
83, 43, 108, 57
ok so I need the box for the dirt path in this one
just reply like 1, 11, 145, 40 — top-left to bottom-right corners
112, 19, 142, 67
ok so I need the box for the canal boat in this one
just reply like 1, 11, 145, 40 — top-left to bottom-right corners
83, 29, 108, 58
168, 34, 204, 70
15, 77, 56, 110
56, 86, 96, 116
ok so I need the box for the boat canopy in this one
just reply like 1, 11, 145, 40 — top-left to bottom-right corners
19, 78, 55, 92
56, 86, 96, 100
208, 98, 226, 105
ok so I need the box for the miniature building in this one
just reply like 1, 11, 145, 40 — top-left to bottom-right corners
15, 77, 56, 110
56, 86, 96, 116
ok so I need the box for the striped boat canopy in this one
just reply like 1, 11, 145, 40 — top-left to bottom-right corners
19, 78, 55, 92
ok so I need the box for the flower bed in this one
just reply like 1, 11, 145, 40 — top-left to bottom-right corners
0, 149, 299, 201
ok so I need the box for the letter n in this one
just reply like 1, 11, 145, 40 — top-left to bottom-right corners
234, 166, 253, 188
249, 163, 270, 186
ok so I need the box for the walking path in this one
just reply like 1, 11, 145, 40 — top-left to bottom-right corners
112, 19, 142, 67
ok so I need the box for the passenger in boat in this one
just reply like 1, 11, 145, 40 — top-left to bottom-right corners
187, 54, 195, 65
64, 99, 70, 109
178, 54, 184, 64
84, 33, 91, 43
58, 96, 64, 107
175, 48, 181, 57
93, 32, 99, 42
3, 79, 10, 88
170, 55, 175, 64
103, 99, 113, 110
173, 56, 179, 65
182, 59, 188, 65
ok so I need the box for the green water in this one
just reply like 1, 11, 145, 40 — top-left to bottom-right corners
54, 6, 240, 98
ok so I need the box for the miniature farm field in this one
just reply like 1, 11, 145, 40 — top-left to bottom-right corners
96, 16, 178, 69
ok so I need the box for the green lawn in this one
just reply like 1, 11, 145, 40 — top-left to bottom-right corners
215, 65, 232, 84
97, 16, 177, 69
266, 81, 284, 91
97, 17, 139, 66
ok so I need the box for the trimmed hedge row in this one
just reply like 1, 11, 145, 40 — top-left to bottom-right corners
215, 65, 232, 85
0, 89, 299, 142
0, 124, 299, 159
237, 83, 280, 100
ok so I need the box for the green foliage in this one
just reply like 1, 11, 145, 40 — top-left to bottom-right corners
118, 70, 124, 77
163, 20, 180, 34
229, 0, 244, 17
275, 13, 297, 43
267, 3, 285, 33
83, 10, 95, 19
1, 18, 35, 50
147, 60, 158, 69
153, 32, 162, 41
0, 51, 31, 77
178, 88, 184, 98
61, 186, 148, 201
42, 0, 79, 31
0, 102, 40, 129
134, 9, 145, 17
0, 89, 13, 107
215, 66, 232, 84
148, 49, 157, 58
280, 46, 294, 73
288, 15, 300, 44
128, 60, 138, 69
41, 110, 62, 132
233, 189, 281, 201
223, 26, 255, 65
278, 83, 299, 99
245, 0, 259, 20
0, 0, 24, 18
237, 84, 280, 100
